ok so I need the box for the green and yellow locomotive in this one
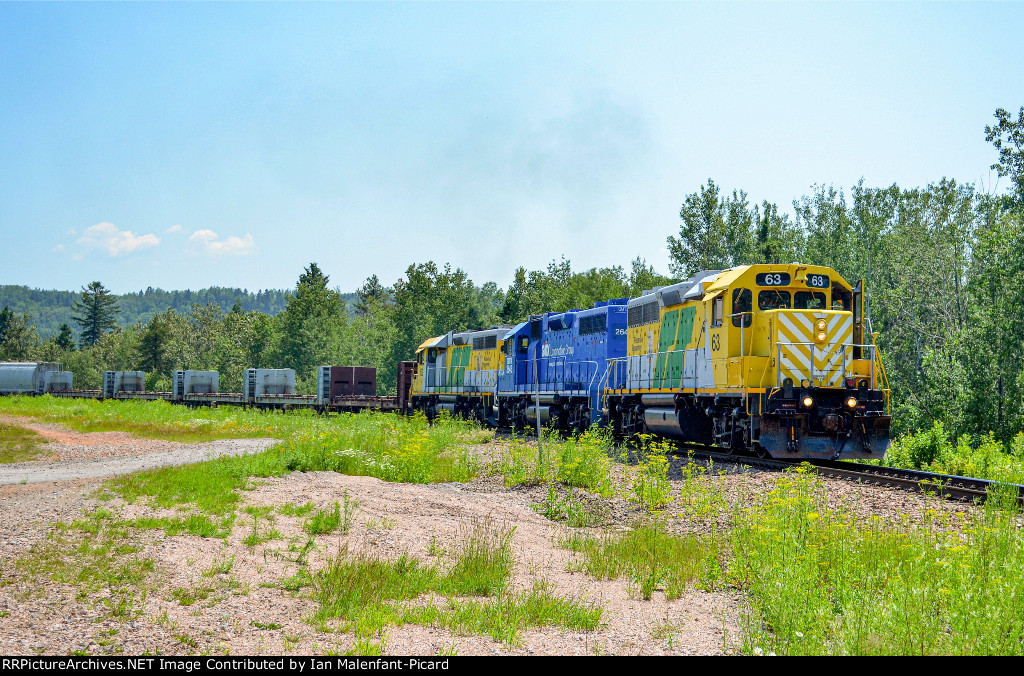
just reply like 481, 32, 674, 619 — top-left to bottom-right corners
604, 263, 890, 459
408, 326, 507, 424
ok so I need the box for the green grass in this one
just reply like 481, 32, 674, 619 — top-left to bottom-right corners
495, 429, 616, 496
1, 398, 485, 533
14, 509, 154, 618
674, 451, 728, 519
881, 422, 1024, 484
0, 396, 288, 443
444, 518, 515, 597
95, 409, 484, 524
310, 519, 598, 646
303, 494, 359, 537
304, 503, 343, 536
124, 514, 235, 538
622, 437, 675, 511
243, 521, 283, 547
729, 466, 1024, 655
277, 502, 316, 517
0, 422, 52, 463
532, 484, 595, 527
559, 520, 723, 600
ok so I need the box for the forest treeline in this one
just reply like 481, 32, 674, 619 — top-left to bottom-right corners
1, 107, 1022, 450
0, 286, 306, 338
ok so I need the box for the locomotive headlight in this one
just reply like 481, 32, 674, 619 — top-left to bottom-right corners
816, 331, 827, 342
802, 395, 814, 408
846, 396, 858, 409
816, 319, 827, 331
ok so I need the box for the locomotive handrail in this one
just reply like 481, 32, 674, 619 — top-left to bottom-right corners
605, 349, 691, 391
726, 311, 754, 357
775, 341, 882, 390
501, 356, 602, 398
870, 332, 890, 392
422, 367, 501, 395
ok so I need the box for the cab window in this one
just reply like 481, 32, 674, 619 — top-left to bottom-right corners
731, 288, 752, 327
517, 336, 529, 355
794, 291, 826, 309
758, 290, 791, 310
711, 295, 724, 327
831, 284, 852, 311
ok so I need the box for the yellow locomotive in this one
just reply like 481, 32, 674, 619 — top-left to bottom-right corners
604, 263, 891, 459
408, 326, 507, 424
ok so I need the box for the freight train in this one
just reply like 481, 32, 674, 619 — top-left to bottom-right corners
0, 263, 891, 460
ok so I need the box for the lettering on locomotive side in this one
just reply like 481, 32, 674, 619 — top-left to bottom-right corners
541, 345, 575, 358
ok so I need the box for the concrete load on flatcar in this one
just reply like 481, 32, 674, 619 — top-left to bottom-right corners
173, 370, 220, 400
0, 362, 73, 394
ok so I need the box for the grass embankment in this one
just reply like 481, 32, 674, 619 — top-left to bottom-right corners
103, 409, 484, 522
0, 395, 487, 522
8, 396, 1024, 654
0, 396, 300, 443
881, 421, 1024, 485
0, 422, 52, 463
554, 466, 1024, 655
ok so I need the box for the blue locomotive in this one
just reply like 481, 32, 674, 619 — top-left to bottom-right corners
496, 299, 628, 433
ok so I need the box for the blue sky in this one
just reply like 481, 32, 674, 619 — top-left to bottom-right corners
1, 2, 1021, 294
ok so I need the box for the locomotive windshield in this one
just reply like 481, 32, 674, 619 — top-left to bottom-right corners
758, 290, 790, 310
794, 291, 826, 309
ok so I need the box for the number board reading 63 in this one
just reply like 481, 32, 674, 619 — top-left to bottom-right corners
755, 272, 790, 286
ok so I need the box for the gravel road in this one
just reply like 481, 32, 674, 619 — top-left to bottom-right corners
0, 437, 279, 485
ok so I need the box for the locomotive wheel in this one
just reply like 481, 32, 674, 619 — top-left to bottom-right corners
621, 404, 645, 439
567, 404, 589, 435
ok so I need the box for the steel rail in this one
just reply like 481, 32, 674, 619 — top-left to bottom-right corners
679, 445, 1022, 505
493, 427, 1022, 505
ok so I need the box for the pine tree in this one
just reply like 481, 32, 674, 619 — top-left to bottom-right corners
139, 315, 170, 373
0, 306, 12, 345
356, 275, 389, 316
55, 323, 75, 351
72, 281, 120, 348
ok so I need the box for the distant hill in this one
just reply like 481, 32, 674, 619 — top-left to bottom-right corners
0, 285, 358, 338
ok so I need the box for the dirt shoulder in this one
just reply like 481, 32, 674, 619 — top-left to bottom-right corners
0, 420, 977, 656
0, 437, 278, 486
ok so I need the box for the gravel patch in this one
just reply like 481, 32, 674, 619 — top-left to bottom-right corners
0, 438, 278, 486
0, 424, 991, 656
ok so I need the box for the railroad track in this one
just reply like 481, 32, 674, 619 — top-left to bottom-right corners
494, 427, 1024, 505
684, 447, 1024, 505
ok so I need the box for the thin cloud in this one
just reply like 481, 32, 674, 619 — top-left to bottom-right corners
52, 244, 65, 253
165, 224, 183, 234
76, 222, 160, 257
186, 229, 255, 257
